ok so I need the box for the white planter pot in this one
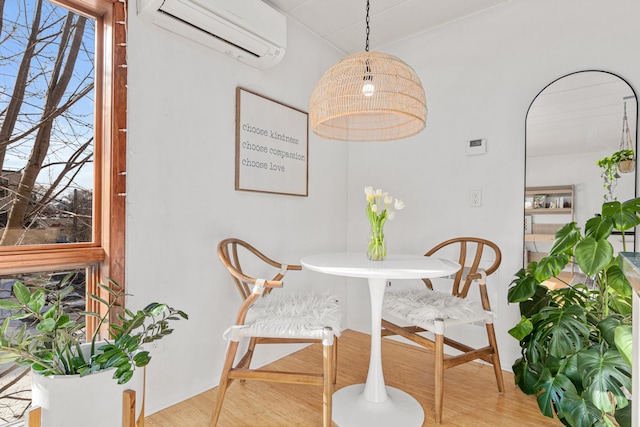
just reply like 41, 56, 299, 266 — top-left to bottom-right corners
31, 345, 144, 427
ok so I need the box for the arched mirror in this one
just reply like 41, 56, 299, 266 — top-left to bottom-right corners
525, 70, 638, 277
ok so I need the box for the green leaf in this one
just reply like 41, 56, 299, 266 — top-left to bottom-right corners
549, 222, 580, 255
508, 274, 539, 303
560, 354, 582, 393
58, 286, 74, 299
605, 265, 632, 297
519, 285, 553, 318
133, 351, 151, 367
574, 237, 613, 276
87, 292, 110, 308
559, 390, 601, 427
584, 216, 614, 240
36, 318, 56, 333
533, 305, 590, 358
603, 199, 640, 231
614, 324, 633, 367
508, 316, 533, 341
27, 290, 46, 313
117, 369, 134, 385
579, 348, 631, 412
614, 402, 632, 427
13, 282, 31, 305
608, 293, 632, 316
0, 353, 21, 364
113, 362, 132, 379
535, 370, 577, 418
512, 357, 541, 395
97, 282, 118, 296
0, 300, 23, 310
598, 317, 622, 348
535, 255, 570, 283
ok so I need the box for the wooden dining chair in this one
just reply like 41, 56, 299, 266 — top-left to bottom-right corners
210, 238, 341, 427
381, 237, 504, 424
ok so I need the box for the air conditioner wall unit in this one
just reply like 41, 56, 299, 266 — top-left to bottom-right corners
137, 0, 287, 69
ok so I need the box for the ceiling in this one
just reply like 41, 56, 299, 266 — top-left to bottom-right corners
263, 1, 637, 159
265, 0, 509, 54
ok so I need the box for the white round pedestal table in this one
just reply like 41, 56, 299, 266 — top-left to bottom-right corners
300, 253, 461, 427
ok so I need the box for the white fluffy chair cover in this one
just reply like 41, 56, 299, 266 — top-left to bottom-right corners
245, 292, 342, 338
383, 288, 488, 330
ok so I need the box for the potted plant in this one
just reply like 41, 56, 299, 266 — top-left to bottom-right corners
0, 277, 188, 427
508, 197, 640, 427
616, 149, 635, 174
597, 149, 635, 201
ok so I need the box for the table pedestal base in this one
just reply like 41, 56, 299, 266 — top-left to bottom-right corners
332, 384, 424, 427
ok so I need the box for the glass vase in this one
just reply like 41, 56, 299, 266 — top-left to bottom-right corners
367, 224, 387, 261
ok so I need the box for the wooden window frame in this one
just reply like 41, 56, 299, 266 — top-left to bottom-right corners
0, 0, 127, 313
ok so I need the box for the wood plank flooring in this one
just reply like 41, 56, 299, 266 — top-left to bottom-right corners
145, 330, 561, 426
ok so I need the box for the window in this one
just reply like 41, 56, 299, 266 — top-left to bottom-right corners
0, 0, 126, 281
0, 0, 126, 421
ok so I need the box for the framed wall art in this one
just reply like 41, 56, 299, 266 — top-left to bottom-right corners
235, 87, 309, 196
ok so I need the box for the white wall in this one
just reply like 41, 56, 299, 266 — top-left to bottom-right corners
124, 0, 640, 415
345, 0, 640, 365
126, 12, 348, 414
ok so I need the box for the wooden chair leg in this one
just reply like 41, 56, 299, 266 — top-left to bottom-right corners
28, 407, 41, 427
323, 342, 334, 427
210, 340, 240, 427
486, 323, 505, 393
332, 337, 338, 385
238, 337, 258, 384
434, 332, 445, 424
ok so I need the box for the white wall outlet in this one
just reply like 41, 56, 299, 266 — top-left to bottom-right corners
469, 189, 482, 207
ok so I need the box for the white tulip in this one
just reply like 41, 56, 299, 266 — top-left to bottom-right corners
388, 211, 396, 220
394, 199, 405, 210
371, 204, 378, 213
383, 193, 393, 206
364, 186, 374, 197
375, 188, 382, 197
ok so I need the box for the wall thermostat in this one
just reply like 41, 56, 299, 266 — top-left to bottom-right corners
466, 139, 487, 155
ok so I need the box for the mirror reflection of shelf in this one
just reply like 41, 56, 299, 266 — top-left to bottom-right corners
524, 224, 564, 242
525, 185, 574, 267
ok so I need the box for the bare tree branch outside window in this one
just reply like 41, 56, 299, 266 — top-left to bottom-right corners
0, 0, 95, 246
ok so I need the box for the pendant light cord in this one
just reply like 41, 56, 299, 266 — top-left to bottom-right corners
365, 0, 370, 52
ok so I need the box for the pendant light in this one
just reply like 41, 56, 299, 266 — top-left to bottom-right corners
309, 0, 427, 142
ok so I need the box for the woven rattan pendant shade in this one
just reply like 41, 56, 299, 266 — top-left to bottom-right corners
309, 51, 427, 142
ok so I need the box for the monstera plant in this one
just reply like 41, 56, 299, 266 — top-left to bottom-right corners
508, 197, 640, 427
